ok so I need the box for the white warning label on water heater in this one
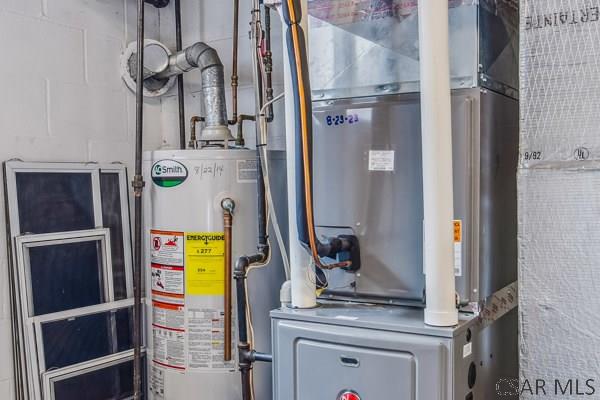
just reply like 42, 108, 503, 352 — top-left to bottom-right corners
151, 230, 184, 266
151, 263, 184, 299
153, 301, 185, 331
368, 150, 395, 171
237, 159, 258, 183
150, 365, 165, 400
186, 308, 236, 371
153, 326, 186, 371
152, 301, 186, 371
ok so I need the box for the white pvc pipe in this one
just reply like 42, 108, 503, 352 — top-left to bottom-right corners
279, 0, 316, 309
418, 0, 458, 327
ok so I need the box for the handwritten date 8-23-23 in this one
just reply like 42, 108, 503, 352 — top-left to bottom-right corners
326, 114, 360, 126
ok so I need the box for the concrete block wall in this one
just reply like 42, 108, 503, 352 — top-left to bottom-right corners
0, 0, 162, 397
156, 0, 287, 151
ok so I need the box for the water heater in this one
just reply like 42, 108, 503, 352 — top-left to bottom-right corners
143, 149, 281, 400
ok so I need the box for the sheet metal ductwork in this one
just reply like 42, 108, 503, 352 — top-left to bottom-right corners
155, 43, 231, 142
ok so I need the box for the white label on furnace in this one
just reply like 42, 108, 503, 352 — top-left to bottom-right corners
463, 342, 473, 358
368, 150, 395, 171
454, 242, 462, 277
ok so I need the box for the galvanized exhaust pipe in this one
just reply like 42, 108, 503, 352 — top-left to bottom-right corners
155, 43, 232, 143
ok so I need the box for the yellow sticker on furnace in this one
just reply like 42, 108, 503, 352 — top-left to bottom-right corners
185, 232, 225, 296
453, 220, 462, 243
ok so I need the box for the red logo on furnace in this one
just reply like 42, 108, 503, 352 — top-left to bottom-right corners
337, 390, 361, 400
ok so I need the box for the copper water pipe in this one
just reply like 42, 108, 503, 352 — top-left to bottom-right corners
264, 4, 274, 122
189, 116, 205, 148
221, 198, 235, 361
235, 114, 256, 146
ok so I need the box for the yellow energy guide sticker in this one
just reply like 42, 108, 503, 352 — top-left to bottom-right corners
185, 232, 225, 296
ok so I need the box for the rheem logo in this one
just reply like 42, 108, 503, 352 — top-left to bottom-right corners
337, 390, 361, 400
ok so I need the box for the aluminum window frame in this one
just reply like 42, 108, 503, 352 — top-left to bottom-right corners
4, 162, 104, 400
3, 161, 136, 400
4, 161, 134, 298
32, 298, 135, 374
16, 229, 114, 318
42, 351, 142, 400
99, 164, 134, 299
16, 229, 113, 400
5, 162, 104, 235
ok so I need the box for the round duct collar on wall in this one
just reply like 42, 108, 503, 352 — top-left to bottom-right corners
120, 39, 176, 98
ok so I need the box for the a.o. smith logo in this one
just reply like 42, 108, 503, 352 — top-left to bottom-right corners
152, 160, 188, 188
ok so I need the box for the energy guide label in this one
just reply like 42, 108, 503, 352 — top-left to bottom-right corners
186, 308, 235, 371
185, 232, 225, 296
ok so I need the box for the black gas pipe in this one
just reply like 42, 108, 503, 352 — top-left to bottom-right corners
174, 0, 186, 149
132, 0, 145, 399
262, 1, 274, 122
234, 3, 271, 399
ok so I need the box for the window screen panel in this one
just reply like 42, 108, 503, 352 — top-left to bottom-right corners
52, 357, 146, 400
15, 172, 95, 235
29, 241, 105, 316
42, 313, 111, 370
100, 172, 128, 300
41, 307, 134, 370
114, 307, 134, 353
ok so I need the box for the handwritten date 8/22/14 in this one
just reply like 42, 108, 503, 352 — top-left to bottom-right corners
326, 114, 360, 126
